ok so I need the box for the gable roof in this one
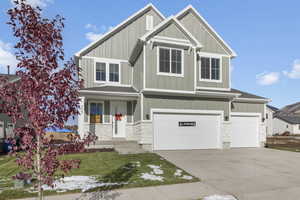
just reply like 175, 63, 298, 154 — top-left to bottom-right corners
140, 16, 202, 48
267, 105, 279, 112
277, 102, 300, 116
176, 5, 237, 57
231, 88, 267, 100
275, 115, 300, 125
75, 3, 165, 57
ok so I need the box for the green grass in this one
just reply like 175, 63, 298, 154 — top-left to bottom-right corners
0, 152, 199, 199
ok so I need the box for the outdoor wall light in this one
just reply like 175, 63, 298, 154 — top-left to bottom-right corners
146, 114, 150, 120
224, 116, 229, 121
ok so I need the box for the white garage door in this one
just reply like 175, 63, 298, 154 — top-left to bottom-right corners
153, 112, 221, 150
231, 114, 260, 148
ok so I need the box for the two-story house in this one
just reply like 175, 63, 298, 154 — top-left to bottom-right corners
75, 4, 270, 151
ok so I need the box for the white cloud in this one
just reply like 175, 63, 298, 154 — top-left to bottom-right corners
11, 0, 54, 8
84, 24, 114, 42
85, 24, 98, 32
283, 59, 300, 79
256, 71, 280, 86
0, 40, 18, 74
85, 32, 103, 42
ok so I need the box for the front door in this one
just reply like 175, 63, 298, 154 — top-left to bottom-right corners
111, 101, 126, 138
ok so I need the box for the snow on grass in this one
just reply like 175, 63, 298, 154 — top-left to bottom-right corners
41, 176, 124, 193
174, 169, 194, 180
140, 165, 164, 181
203, 195, 237, 200
147, 165, 163, 175
133, 161, 141, 167
140, 173, 164, 182
174, 169, 183, 177
181, 175, 193, 180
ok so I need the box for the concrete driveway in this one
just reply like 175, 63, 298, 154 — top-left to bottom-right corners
157, 148, 300, 200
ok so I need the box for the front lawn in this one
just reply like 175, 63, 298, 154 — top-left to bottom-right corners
0, 151, 199, 199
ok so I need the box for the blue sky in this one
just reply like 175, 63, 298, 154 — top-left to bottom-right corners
0, 0, 300, 111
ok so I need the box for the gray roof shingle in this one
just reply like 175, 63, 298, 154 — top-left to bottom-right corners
196, 88, 267, 100
276, 115, 300, 124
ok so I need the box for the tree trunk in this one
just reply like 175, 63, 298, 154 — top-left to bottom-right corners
37, 134, 42, 200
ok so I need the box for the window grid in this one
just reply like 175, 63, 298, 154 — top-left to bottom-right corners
96, 62, 106, 81
200, 57, 221, 81
95, 61, 120, 83
159, 47, 183, 75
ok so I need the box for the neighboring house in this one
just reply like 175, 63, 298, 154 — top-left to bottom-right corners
266, 105, 278, 136
272, 102, 300, 135
75, 4, 270, 151
0, 73, 19, 139
273, 115, 300, 135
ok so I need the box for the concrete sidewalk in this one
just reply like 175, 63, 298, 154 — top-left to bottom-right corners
19, 182, 225, 200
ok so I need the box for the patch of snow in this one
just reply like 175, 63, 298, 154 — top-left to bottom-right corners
181, 175, 193, 180
140, 173, 164, 182
203, 195, 237, 200
133, 161, 141, 167
42, 176, 124, 192
147, 165, 163, 175
174, 169, 183, 177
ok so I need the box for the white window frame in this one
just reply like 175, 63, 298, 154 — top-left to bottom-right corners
94, 59, 121, 84
199, 53, 222, 83
157, 46, 184, 77
88, 101, 105, 124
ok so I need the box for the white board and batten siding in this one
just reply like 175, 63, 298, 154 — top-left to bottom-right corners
152, 109, 223, 150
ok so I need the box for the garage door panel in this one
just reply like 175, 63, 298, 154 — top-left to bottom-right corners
231, 115, 259, 148
153, 113, 221, 150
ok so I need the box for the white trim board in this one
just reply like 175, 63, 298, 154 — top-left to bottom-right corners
151, 108, 224, 122
76, 3, 165, 57
140, 17, 202, 49
196, 86, 231, 91
80, 90, 139, 97
143, 88, 196, 94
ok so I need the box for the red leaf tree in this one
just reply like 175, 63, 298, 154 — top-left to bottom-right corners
0, 0, 96, 199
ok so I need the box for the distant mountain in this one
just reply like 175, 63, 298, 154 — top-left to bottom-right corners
275, 102, 300, 117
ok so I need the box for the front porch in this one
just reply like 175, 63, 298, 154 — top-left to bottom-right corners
78, 86, 140, 143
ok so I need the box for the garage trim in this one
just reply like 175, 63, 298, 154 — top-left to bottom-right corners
230, 112, 261, 148
151, 109, 224, 150
151, 109, 224, 121
231, 112, 262, 118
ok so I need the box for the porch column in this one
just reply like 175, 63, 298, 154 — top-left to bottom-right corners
78, 96, 85, 139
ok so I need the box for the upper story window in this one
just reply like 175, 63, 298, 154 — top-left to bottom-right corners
95, 61, 120, 83
158, 47, 183, 77
200, 56, 221, 82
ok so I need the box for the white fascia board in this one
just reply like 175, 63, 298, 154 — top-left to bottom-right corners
140, 17, 203, 49
75, 4, 165, 57
175, 5, 237, 57
143, 88, 196, 94
234, 97, 271, 103
196, 90, 241, 98
79, 90, 139, 97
